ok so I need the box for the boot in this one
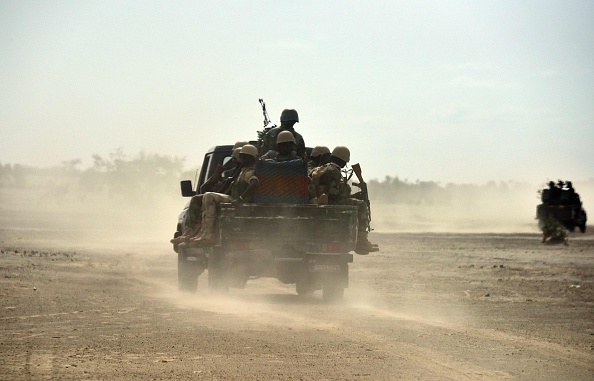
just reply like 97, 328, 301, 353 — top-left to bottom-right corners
170, 225, 200, 244
178, 226, 202, 248
187, 217, 216, 248
355, 241, 379, 255
170, 229, 189, 244
187, 233, 216, 248
355, 232, 379, 255
317, 193, 328, 206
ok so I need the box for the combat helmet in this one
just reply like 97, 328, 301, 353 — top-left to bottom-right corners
232, 147, 242, 161
276, 130, 296, 144
233, 141, 248, 149
240, 144, 258, 158
310, 146, 330, 157
280, 109, 299, 123
331, 146, 350, 163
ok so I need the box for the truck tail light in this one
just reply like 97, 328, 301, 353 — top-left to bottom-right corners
321, 242, 349, 253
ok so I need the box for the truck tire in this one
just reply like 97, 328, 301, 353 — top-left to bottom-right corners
208, 250, 229, 294
172, 230, 182, 253
322, 262, 348, 303
322, 285, 344, 303
296, 266, 313, 296
178, 253, 199, 293
296, 281, 313, 296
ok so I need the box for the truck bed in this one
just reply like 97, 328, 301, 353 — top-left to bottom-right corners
218, 203, 358, 252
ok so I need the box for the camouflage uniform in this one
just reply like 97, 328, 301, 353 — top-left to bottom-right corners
313, 162, 373, 252
170, 194, 203, 244
261, 150, 300, 162
314, 163, 351, 202
307, 160, 317, 176
192, 162, 258, 246
262, 127, 306, 160
307, 146, 331, 176
186, 195, 203, 228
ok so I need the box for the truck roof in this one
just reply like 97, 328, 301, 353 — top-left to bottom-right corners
206, 142, 313, 156
206, 141, 261, 155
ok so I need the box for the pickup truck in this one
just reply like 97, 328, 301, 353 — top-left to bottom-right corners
537, 182, 587, 233
172, 144, 359, 302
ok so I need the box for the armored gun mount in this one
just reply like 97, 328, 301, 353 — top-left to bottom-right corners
537, 180, 587, 233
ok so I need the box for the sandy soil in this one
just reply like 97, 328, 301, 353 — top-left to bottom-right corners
1, 213, 593, 380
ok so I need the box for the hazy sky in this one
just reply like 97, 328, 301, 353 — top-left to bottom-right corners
1, 0, 593, 184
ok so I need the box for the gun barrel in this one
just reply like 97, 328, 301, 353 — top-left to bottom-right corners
351, 163, 364, 184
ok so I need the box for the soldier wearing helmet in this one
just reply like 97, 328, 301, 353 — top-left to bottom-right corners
311, 146, 379, 255
261, 109, 306, 160
185, 144, 260, 248
225, 141, 248, 170
170, 194, 204, 246
200, 141, 246, 193
174, 142, 255, 246
307, 145, 331, 175
261, 130, 300, 162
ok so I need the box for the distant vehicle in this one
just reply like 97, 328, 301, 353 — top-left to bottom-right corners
536, 180, 587, 233
171, 144, 360, 302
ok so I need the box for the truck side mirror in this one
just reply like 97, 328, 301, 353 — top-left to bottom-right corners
180, 180, 196, 197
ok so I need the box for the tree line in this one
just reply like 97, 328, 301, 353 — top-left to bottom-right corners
0, 150, 192, 207
1, 151, 592, 208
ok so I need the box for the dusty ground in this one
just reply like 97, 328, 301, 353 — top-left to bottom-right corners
1, 206, 593, 380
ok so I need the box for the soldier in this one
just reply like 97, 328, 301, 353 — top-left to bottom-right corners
170, 194, 203, 245
261, 109, 306, 160
261, 131, 300, 162
565, 181, 582, 207
307, 145, 330, 175
549, 181, 561, 203
186, 144, 260, 248
312, 146, 379, 255
176, 142, 251, 246
201, 141, 246, 193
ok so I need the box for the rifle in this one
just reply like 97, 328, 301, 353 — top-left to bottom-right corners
257, 98, 276, 153
200, 164, 225, 193
216, 164, 242, 195
351, 163, 372, 232
259, 98, 276, 130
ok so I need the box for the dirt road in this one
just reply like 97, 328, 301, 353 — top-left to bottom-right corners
1, 228, 593, 380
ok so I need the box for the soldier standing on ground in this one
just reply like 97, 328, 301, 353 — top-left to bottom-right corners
312, 146, 379, 255
261, 109, 306, 160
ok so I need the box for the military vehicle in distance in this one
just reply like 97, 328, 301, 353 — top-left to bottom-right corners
171, 144, 359, 302
537, 181, 587, 233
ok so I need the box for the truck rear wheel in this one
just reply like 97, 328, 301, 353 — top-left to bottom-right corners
172, 230, 182, 253
178, 253, 200, 293
322, 285, 344, 303
208, 250, 229, 294
296, 281, 313, 296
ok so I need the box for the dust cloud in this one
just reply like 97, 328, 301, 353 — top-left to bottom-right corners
371, 195, 539, 233
2, 168, 592, 251
0, 181, 184, 253
371, 180, 593, 234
